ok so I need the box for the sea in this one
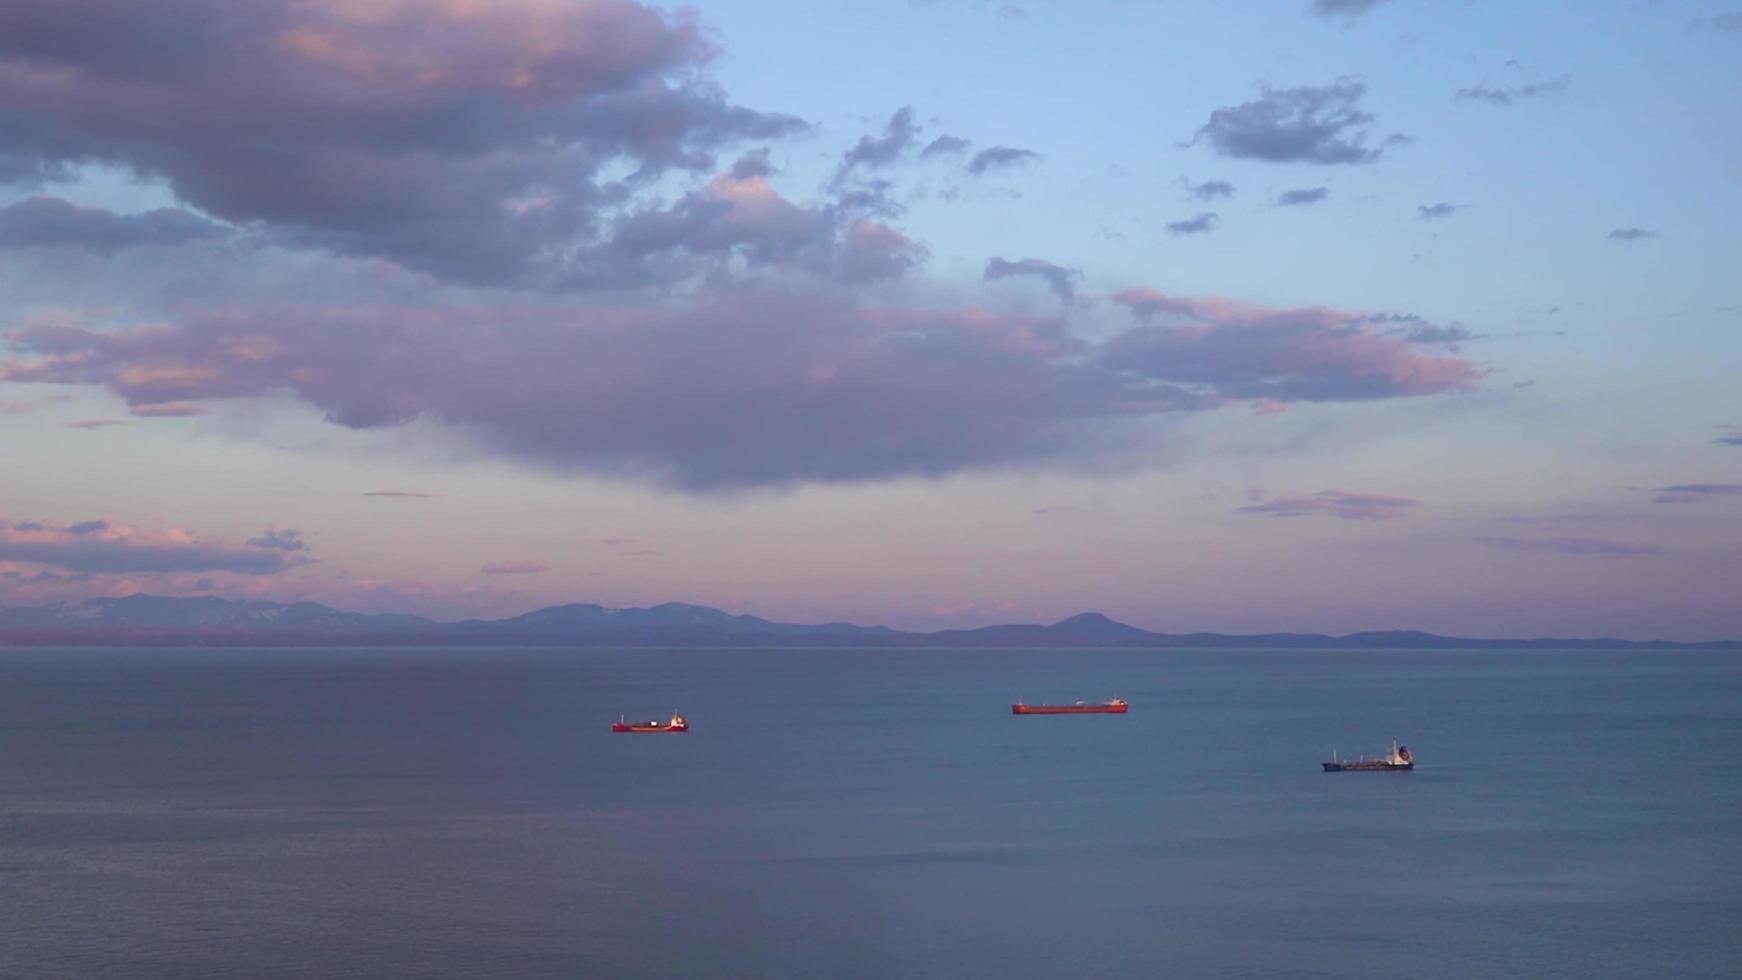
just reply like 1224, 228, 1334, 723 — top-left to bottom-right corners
0, 646, 1737, 979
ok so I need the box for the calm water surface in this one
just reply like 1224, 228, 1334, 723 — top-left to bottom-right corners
0, 647, 1737, 979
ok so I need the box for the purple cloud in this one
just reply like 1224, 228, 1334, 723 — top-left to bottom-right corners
1191, 79, 1388, 164
0, 0, 805, 284
1716, 427, 1742, 447
3, 288, 1481, 490
967, 146, 1040, 175
480, 559, 549, 575
1475, 536, 1664, 557
0, 516, 308, 574
1238, 490, 1418, 520
1651, 483, 1742, 504
984, 257, 1081, 303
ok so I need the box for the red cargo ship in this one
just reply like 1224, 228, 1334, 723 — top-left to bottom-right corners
1011, 698, 1128, 715
612, 712, 688, 733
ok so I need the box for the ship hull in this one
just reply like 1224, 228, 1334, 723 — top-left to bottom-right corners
1011, 704, 1128, 715
611, 723, 688, 733
1321, 761, 1411, 771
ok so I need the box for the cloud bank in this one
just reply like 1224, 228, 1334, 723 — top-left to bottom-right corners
4, 290, 1481, 490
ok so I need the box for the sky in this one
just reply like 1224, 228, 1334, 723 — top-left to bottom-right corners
1, 0, 1739, 639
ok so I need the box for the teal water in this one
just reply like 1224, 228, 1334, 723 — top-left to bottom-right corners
0, 647, 1737, 978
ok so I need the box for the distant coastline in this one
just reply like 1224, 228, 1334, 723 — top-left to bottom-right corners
0, 595, 1735, 649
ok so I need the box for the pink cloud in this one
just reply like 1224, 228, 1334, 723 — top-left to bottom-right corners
1106, 290, 1483, 402
1238, 490, 1419, 520
480, 559, 549, 574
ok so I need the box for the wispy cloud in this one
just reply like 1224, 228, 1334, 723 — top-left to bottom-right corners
1608, 228, 1657, 242
1716, 426, 1742, 448
1310, 0, 1390, 21
64, 418, 128, 430
1454, 77, 1569, 106
363, 491, 440, 498
984, 257, 1081, 303
480, 559, 549, 575
1417, 203, 1463, 221
1237, 490, 1418, 520
1185, 178, 1235, 201
967, 146, 1040, 175
1651, 483, 1742, 504
919, 134, 971, 158
1475, 536, 1665, 557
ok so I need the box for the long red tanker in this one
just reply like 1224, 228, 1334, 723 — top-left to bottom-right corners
612, 712, 688, 733
1011, 698, 1127, 715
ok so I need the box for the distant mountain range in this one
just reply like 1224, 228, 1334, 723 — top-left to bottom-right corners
0, 595, 1735, 649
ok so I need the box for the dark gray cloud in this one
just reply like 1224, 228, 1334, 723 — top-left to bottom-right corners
1651, 483, 1742, 504
984, 257, 1081, 303
1277, 187, 1329, 206
966, 146, 1040, 175
1716, 427, 1742, 447
1191, 79, 1389, 164
920, 134, 971, 158
835, 106, 920, 183
1454, 77, 1569, 106
1166, 213, 1219, 235
1185, 179, 1236, 201
0, 196, 227, 253
1417, 203, 1463, 220
0, 517, 308, 574
1608, 228, 1657, 242
1475, 536, 1665, 557
1310, 0, 1391, 19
